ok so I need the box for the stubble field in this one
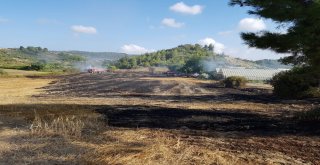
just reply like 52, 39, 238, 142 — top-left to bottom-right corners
0, 71, 319, 164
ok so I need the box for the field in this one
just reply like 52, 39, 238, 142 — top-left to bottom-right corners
0, 70, 319, 164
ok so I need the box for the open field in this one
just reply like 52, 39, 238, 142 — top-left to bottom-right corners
0, 71, 319, 164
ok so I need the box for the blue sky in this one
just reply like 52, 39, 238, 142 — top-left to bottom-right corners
0, 0, 285, 60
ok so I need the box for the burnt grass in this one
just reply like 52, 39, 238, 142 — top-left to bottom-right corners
95, 105, 320, 137
38, 72, 320, 136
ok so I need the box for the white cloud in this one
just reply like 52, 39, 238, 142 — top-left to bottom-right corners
71, 25, 97, 34
170, 2, 204, 15
238, 18, 266, 31
121, 44, 154, 54
161, 18, 184, 28
198, 37, 225, 54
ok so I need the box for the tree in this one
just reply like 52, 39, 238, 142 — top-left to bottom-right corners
230, 0, 320, 95
208, 44, 214, 52
179, 56, 205, 74
229, 0, 320, 68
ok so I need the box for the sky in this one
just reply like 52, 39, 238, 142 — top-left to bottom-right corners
0, 0, 287, 60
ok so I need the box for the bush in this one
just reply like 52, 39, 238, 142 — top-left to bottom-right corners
301, 87, 320, 98
223, 76, 247, 88
271, 67, 319, 98
108, 65, 117, 72
22, 62, 46, 71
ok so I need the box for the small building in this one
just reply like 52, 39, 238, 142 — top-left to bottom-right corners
215, 68, 288, 81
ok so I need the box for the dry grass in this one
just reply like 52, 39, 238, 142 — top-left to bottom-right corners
1, 69, 50, 77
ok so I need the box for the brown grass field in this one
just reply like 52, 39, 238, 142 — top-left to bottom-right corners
0, 71, 319, 164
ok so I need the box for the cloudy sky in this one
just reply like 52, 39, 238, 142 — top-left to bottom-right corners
0, 0, 286, 60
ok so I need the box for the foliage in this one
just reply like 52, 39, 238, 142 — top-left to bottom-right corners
179, 56, 206, 74
58, 53, 86, 63
229, 0, 320, 67
230, 0, 320, 98
115, 44, 215, 70
223, 76, 247, 88
271, 67, 319, 98
22, 61, 70, 72
19, 46, 48, 55
108, 65, 117, 72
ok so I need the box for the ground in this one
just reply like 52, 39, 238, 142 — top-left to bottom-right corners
0, 70, 319, 164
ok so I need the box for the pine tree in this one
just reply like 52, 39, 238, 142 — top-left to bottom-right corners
230, 0, 320, 68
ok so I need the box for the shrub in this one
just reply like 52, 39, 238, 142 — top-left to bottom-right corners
22, 62, 46, 71
301, 87, 320, 98
271, 67, 319, 98
223, 76, 247, 88
108, 65, 117, 72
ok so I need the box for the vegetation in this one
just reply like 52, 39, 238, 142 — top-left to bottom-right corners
230, 0, 320, 98
114, 44, 288, 73
271, 67, 319, 99
0, 47, 127, 73
223, 76, 247, 88
114, 44, 214, 70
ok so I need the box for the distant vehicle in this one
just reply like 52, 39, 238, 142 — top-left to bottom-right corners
87, 68, 106, 74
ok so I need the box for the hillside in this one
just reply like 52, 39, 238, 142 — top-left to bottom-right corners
65, 51, 127, 61
114, 44, 291, 72
0, 47, 128, 71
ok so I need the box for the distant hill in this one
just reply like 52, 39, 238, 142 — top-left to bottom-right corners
63, 51, 127, 61
114, 44, 291, 71
0, 46, 291, 72
0, 47, 128, 70
255, 59, 292, 69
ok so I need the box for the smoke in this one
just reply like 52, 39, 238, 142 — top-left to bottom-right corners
73, 57, 110, 71
201, 56, 232, 72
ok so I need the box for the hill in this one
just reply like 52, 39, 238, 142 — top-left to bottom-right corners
0, 47, 128, 71
113, 44, 291, 73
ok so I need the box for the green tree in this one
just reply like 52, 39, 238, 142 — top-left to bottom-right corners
179, 56, 205, 74
230, 0, 320, 95
230, 0, 320, 68
208, 44, 214, 52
